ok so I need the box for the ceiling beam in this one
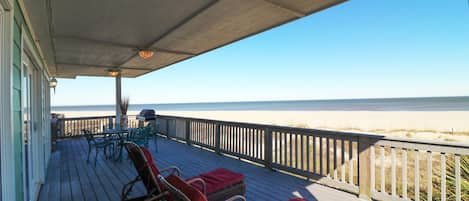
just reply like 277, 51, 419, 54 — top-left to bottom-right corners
116, 0, 220, 68
56, 62, 152, 71
53, 35, 196, 56
261, 0, 305, 17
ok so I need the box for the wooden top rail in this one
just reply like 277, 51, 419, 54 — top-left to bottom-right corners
157, 114, 469, 153
157, 114, 373, 138
373, 138, 469, 155
58, 115, 115, 121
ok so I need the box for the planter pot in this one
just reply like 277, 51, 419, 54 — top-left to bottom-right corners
121, 115, 128, 129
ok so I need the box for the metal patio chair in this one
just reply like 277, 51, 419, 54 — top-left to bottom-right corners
83, 129, 115, 166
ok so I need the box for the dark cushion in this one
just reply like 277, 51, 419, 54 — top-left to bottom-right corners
289, 198, 308, 201
166, 174, 208, 201
189, 168, 245, 195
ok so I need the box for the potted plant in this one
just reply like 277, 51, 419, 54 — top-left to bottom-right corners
120, 97, 130, 129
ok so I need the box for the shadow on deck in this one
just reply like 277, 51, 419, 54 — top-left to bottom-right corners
38, 137, 358, 201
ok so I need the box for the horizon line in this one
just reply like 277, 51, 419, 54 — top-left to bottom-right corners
51, 95, 469, 107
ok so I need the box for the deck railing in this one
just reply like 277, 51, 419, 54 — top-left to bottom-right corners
52, 114, 469, 201
54, 115, 140, 138
155, 115, 469, 201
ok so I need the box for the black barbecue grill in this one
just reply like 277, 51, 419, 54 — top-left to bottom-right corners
137, 109, 156, 121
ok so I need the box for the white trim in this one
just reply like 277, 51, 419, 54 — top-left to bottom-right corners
0, 4, 16, 201
22, 24, 47, 201
17, 0, 51, 77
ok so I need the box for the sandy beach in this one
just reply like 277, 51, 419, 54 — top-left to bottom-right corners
55, 110, 469, 143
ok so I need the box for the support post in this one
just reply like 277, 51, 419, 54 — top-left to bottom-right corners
358, 136, 372, 200
115, 73, 122, 129
215, 124, 221, 154
264, 127, 273, 170
108, 116, 113, 129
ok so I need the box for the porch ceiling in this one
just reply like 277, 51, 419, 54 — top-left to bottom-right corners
22, 0, 346, 78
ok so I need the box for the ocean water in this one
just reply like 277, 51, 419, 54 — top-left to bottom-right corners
52, 96, 469, 112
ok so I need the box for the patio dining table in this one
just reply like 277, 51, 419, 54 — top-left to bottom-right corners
104, 128, 135, 161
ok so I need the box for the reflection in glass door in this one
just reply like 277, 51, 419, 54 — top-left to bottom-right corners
22, 56, 34, 201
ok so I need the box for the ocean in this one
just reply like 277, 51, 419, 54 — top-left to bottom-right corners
52, 96, 469, 112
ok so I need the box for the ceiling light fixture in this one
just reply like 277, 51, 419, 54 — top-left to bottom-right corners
108, 69, 121, 77
138, 49, 154, 59
50, 77, 58, 93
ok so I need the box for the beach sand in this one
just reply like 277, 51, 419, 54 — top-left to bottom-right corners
54, 110, 469, 143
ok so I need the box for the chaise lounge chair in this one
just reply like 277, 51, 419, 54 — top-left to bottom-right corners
121, 142, 246, 201
157, 174, 245, 201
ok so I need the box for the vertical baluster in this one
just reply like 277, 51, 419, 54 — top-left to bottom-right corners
204, 123, 208, 145
211, 123, 214, 147
240, 127, 244, 154
259, 129, 262, 159
231, 126, 234, 152
341, 139, 345, 182
200, 122, 203, 144
277, 132, 285, 165
402, 148, 407, 199
301, 135, 304, 170
455, 155, 461, 201
226, 126, 229, 151
313, 136, 317, 173
245, 128, 248, 155
427, 151, 432, 201
380, 146, 385, 193
205, 122, 208, 145
441, 153, 446, 201
194, 121, 197, 143
195, 122, 198, 143
254, 128, 260, 159
391, 147, 396, 196
327, 137, 330, 177
209, 123, 212, 146
240, 127, 244, 155
349, 140, 353, 185
370, 145, 375, 191
204, 123, 207, 145
319, 137, 323, 175
244, 128, 249, 155
246, 128, 250, 156
249, 128, 254, 157
333, 137, 337, 180
232, 126, 235, 152
263, 130, 266, 160
259, 129, 267, 159
238, 127, 241, 154
234, 126, 237, 153
295, 134, 299, 169
225, 126, 229, 150
306, 136, 310, 172
414, 150, 420, 201
289, 133, 293, 167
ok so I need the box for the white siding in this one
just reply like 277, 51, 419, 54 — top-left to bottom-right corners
0, 3, 16, 201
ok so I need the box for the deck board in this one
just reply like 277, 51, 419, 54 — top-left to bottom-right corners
38, 137, 359, 201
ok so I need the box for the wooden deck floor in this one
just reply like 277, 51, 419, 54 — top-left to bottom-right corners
38, 137, 358, 201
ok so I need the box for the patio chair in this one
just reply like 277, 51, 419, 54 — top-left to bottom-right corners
128, 127, 151, 147
122, 142, 246, 201
83, 129, 115, 166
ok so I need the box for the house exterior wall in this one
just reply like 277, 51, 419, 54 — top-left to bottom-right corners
12, 2, 23, 200
1, 0, 51, 200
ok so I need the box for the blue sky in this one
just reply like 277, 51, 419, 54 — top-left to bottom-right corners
51, 0, 469, 106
